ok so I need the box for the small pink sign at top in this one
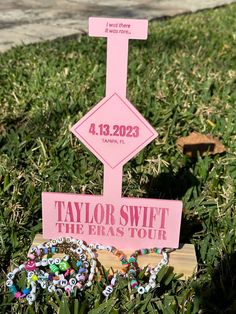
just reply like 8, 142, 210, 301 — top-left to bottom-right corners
89, 17, 148, 39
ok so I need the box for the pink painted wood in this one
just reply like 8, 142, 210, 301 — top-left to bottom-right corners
42, 17, 183, 249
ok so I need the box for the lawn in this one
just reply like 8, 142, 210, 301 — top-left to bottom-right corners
0, 3, 236, 313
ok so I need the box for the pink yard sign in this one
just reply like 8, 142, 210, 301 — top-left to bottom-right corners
42, 193, 182, 249
42, 17, 183, 249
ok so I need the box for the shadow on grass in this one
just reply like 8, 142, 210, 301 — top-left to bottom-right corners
143, 166, 203, 242
144, 166, 199, 200
197, 251, 236, 313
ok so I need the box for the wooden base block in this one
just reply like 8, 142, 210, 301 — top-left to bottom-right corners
31, 234, 197, 280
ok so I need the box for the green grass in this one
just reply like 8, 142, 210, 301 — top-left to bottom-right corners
0, 3, 236, 313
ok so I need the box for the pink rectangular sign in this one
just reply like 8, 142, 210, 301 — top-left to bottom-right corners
42, 192, 182, 249
89, 17, 148, 39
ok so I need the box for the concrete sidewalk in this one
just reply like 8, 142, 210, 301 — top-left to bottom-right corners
0, 0, 235, 52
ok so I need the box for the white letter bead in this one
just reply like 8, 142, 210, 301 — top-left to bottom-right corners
80, 244, 87, 251
48, 285, 56, 292
90, 253, 96, 259
60, 279, 68, 287
27, 271, 34, 279
69, 278, 77, 286
54, 258, 61, 265
102, 286, 113, 297
66, 237, 72, 243
76, 248, 83, 254
41, 282, 47, 289
138, 286, 145, 294
48, 258, 54, 265
63, 255, 69, 261
13, 268, 19, 275
150, 282, 156, 288
102, 290, 109, 297
145, 285, 151, 293
31, 286, 36, 293
56, 288, 63, 295
41, 258, 48, 266
7, 272, 14, 280
65, 285, 72, 292
92, 260, 97, 267
111, 278, 116, 286
6, 279, 13, 287
59, 274, 64, 280
57, 237, 63, 244
106, 286, 113, 294
26, 294, 36, 302
19, 264, 25, 271
53, 279, 60, 285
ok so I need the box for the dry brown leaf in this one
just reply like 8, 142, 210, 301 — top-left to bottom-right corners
176, 131, 226, 157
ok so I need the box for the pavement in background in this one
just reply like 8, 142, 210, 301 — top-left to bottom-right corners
0, 0, 235, 52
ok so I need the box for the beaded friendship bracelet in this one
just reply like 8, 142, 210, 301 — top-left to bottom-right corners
90, 243, 169, 296
6, 237, 172, 303
6, 237, 97, 304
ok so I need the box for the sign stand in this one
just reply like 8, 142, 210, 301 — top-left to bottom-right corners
32, 17, 197, 279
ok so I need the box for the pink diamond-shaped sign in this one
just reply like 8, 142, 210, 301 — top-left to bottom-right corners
71, 93, 157, 168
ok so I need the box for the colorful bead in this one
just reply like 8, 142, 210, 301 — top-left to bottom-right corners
9, 286, 17, 294
22, 288, 30, 295
141, 249, 148, 255
130, 279, 138, 289
77, 274, 86, 282
31, 275, 38, 281
15, 292, 22, 299
25, 260, 36, 271
128, 256, 136, 263
64, 269, 70, 277
49, 264, 59, 273
59, 261, 70, 271
76, 282, 83, 289
76, 261, 82, 267
78, 267, 87, 273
